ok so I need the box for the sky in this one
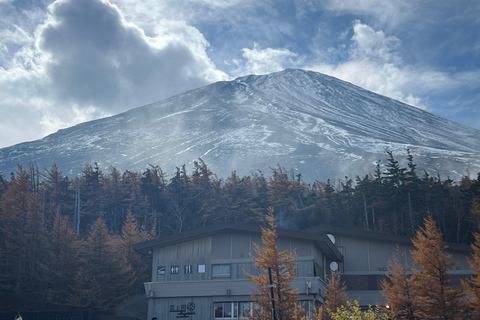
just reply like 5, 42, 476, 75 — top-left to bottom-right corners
0, 0, 479, 149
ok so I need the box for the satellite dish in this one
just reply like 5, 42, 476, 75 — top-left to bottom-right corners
330, 261, 338, 271
327, 234, 335, 244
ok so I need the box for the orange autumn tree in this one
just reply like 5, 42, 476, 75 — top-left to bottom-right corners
117, 210, 153, 291
381, 247, 418, 320
410, 215, 466, 320
324, 270, 348, 316
245, 207, 302, 320
464, 231, 480, 318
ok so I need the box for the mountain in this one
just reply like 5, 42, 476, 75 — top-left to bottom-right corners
1, 69, 480, 181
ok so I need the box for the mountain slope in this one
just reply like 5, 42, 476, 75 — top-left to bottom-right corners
1, 69, 479, 181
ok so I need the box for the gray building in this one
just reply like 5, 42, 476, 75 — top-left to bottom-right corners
305, 225, 473, 307
134, 223, 473, 320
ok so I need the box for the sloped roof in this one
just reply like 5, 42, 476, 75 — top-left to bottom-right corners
305, 225, 472, 253
133, 223, 343, 261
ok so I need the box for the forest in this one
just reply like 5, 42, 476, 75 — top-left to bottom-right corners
1, 150, 480, 312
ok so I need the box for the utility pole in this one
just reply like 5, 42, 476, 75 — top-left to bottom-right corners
268, 267, 277, 320
75, 183, 80, 235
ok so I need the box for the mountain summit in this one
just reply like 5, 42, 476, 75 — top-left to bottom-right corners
1, 69, 479, 180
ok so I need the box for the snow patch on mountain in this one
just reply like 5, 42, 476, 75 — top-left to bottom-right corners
1, 69, 480, 181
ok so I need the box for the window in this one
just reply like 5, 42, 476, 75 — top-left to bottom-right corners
157, 266, 165, 275
198, 264, 206, 273
214, 302, 238, 319
299, 301, 313, 319
184, 265, 192, 274
212, 264, 231, 277
214, 302, 254, 319
170, 266, 179, 274
238, 302, 252, 319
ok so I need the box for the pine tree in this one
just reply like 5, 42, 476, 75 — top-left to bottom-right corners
165, 166, 193, 233
324, 270, 349, 316
42, 164, 72, 229
0, 171, 8, 198
80, 163, 103, 232
411, 215, 466, 319
122, 170, 148, 226
102, 166, 128, 232
267, 165, 309, 227
381, 248, 418, 319
140, 164, 166, 231
245, 207, 300, 320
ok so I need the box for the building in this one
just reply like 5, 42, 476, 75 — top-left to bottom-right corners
305, 225, 473, 306
133, 223, 473, 320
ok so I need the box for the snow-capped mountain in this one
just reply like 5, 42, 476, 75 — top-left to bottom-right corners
1, 69, 480, 181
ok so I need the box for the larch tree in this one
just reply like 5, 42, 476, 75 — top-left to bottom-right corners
381, 248, 418, 320
323, 270, 349, 317
70, 216, 135, 312
118, 210, 153, 291
410, 215, 466, 320
464, 231, 480, 318
245, 207, 302, 320
0, 167, 45, 311
41, 208, 81, 308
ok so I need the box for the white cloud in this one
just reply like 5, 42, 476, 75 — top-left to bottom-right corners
0, 0, 228, 148
323, 0, 416, 29
108, 0, 254, 35
40, 105, 108, 137
311, 61, 425, 109
309, 20, 480, 113
350, 20, 401, 63
0, 26, 33, 64
233, 43, 298, 76
309, 21, 423, 108
36, 0, 227, 110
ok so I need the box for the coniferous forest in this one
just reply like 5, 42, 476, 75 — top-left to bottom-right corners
1, 151, 480, 312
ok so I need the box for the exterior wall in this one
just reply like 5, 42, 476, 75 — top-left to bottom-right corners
332, 233, 473, 306
145, 230, 327, 320
151, 231, 323, 282
148, 297, 213, 320
142, 226, 474, 317
336, 233, 472, 275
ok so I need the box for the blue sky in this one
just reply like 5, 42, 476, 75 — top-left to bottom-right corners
0, 0, 479, 148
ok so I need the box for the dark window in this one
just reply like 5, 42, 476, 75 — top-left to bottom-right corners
212, 264, 231, 277
214, 302, 238, 319
214, 303, 224, 318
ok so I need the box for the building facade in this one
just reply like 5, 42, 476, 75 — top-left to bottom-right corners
134, 223, 342, 320
134, 223, 473, 320
305, 225, 473, 306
